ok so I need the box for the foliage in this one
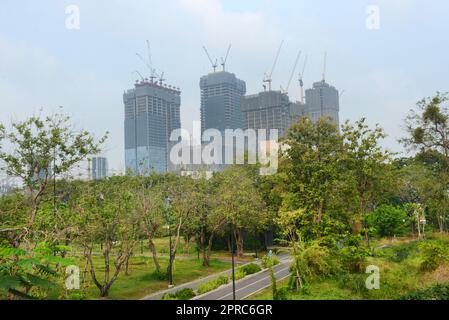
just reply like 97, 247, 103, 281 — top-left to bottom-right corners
261, 254, 280, 269
0, 242, 73, 299
338, 235, 369, 272
401, 284, 449, 300
418, 241, 449, 272
197, 275, 229, 295
367, 205, 408, 237
240, 263, 262, 275
162, 287, 196, 300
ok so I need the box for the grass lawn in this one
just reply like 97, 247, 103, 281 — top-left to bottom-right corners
46, 237, 239, 300
247, 233, 449, 300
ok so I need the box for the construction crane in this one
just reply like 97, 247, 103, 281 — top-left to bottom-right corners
136, 41, 160, 83
203, 46, 218, 72
283, 50, 302, 94
298, 54, 308, 104
322, 51, 327, 82
220, 44, 232, 72
263, 40, 284, 91
133, 70, 145, 82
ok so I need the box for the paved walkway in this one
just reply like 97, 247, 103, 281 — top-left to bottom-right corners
193, 256, 291, 300
141, 253, 291, 300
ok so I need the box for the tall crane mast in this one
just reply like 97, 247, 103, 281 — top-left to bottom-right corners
298, 54, 308, 104
220, 44, 232, 72
322, 51, 327, 82
263, 40, 284, 91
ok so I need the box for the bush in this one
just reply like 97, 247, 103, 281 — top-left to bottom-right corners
234, 269, 246, 281
174, 288, 196, 300
339, 235, 369, 272
262, 254, 280, 269
163, 288, 197, 300
197, 275, 229, 295
401, 284, 449, 300
367, 205, 408, 237
240, 263, 261, 275
337, 273, 369, 296
419, 241, 449, 272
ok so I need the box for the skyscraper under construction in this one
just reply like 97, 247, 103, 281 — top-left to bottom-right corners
123, 79, 181, 174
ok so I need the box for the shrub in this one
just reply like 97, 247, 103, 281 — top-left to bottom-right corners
337, 273, 369, 296
240, 263, 261, 275
367, 205, 408, 237
339, 235, 369, 272
234, 269, 246, 281
401, 284, 449, 300
197, 275, 229, 295
173, 288, 196, 300
419, 241, 449, 272
262, 254, 280, 269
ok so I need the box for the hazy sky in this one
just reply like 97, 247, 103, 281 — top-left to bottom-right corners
1, 0, 448, 173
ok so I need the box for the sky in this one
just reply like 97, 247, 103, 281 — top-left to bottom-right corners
1, 0, 448, 174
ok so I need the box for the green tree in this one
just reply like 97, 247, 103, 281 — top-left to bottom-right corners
73, 177, 138, 297
0, 112, 107, 248
367, 205, 407, 237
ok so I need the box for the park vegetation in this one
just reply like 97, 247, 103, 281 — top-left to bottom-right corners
1, 92, 449, 300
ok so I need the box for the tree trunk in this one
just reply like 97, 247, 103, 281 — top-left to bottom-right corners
234, 228, 244, 258
148, 238, 161, 273
204, 233, 215, 267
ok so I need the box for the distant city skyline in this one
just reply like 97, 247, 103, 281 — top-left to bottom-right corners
1, 0, 449, 173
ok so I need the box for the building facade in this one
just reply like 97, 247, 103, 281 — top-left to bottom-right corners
91, 157, 108, 180
200, 71, 246, 168
300, 80, 340, 126
200, 71, 246, 134
123, 80, 181, 174
241, 90, 295, 138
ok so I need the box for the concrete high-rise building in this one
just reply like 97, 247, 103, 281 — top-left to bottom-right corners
91, 157, 108, 180
241, 90, 296, 138
200, 71, 246, 134
200, 71, 246, 168
299, 80, 340, 126
124, 80, 181, 174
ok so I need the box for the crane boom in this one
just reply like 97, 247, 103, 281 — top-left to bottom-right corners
285, 50, 301, 93
203, 46, 218, 72
263, 40, 284, 91
221, 44, 232, 71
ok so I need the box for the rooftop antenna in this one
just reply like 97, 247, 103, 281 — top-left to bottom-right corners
322, 51, 327, 82
263, 40, 284, 91
299, 54, 308, 103
284, 50, 301, 94
203, 46, 218, 72
220, 44, 232, 72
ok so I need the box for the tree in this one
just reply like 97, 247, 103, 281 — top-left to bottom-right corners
278, 117, 343, 237
214, 166, 267, 258
73, 177, 138, 297
340, 118, 393, 237
0, 112, 107, 248
367, 205, 407, 237
402, 92, 449, 166
134, 177, 165, 273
